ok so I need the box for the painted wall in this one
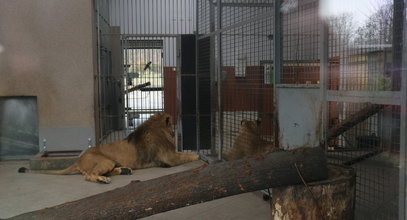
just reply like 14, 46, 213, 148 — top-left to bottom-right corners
109, 0, 196, 35
277, 87, 322, 149
0, 0, 96, 152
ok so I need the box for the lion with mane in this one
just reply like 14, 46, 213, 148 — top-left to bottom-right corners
18, 113, 200, 184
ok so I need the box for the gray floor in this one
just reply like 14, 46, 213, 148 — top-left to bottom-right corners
0, 160, 271, 219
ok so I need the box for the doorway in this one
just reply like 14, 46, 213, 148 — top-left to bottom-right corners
123, 39, 164, 128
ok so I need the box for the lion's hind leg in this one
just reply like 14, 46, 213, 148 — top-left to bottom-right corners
78, 154, 116, 184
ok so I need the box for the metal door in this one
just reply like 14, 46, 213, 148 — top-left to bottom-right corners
123, 38, 164, 128
0, 97, 39, 159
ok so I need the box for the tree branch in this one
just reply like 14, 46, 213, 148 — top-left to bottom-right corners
10, 147, 328, 220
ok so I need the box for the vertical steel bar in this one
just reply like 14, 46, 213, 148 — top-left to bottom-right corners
126, 0, 129, 34
399, 1, 407, 219
153, 0, 156, 34
320, 18, 329, 149
180, 0, 183, 34
176, 35, 183, 151
95, 0, 103, 144
130, 0, 133, 34
209, 0, 215, 33
393, 0, 404, 91
116, 0, 119, 27
216, 0, 223, 159
191, 0, 193, 33
209, 0, 216, 155
273, 0, 282, 146
195, 0, 200, 152
273, 0, 282, 84
123, 37, 129, 132
164, 0, 167, 34
176, 0, 179, 35
138, 0, 141, 34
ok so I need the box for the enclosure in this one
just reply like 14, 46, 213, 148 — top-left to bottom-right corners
0, 0, 406, 219
91, 0, 407, 218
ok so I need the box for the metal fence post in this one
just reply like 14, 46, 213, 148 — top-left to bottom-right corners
399, 1, 407, 219
273, 0, 282, 85
195, 0, 200, 152
176, 35, 183, 151
273, 0, 282, 146
216, 0, 223, 159
320, 18, 329, 149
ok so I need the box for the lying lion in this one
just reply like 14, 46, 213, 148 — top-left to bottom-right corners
223, 119, 279, 161
18, 113, 200, 184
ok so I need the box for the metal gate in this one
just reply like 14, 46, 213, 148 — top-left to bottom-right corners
94, 0, 196, 146
122, 38, 164, 128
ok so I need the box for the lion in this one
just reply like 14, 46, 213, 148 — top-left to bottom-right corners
18, 113, 200, 184
222, 119, 279, 161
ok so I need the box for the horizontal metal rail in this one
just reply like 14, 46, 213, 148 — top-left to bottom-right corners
198, 10, 273, 40
327, 90, 401, 105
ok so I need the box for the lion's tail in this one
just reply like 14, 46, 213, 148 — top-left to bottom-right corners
18, 164, 78, 175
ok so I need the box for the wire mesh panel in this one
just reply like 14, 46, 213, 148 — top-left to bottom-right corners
95, 0, 124, 143
197, 0, 213, 35
220, 4, 275, 155
281, 0, 320, 84
197, 0, 276, 157
322, 0, 404, 219
95, 0, 196, 145
326, 103, 400, 220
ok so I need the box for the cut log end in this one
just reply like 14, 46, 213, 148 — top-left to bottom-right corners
272, 164, 356, 220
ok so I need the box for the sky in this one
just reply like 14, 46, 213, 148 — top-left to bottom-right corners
319, 0, 389, 27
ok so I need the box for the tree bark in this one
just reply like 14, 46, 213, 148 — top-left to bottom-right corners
126, 82, 151, 93
10, 147, 328, 220
272, 164, 356, 220
328, 104, 383, 140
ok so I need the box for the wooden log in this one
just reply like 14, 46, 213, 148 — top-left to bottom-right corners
328, 104, 383, 140
126, 82, 151, 93
272, 164, 356, 220
10, 147, 328, 220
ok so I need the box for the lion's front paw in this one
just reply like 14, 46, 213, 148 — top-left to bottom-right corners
120, 167, 133, 175
97, 176, 111, 184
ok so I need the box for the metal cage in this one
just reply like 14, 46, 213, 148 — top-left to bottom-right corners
94, 0, 407, 219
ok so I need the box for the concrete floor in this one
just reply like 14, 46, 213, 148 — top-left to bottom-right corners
0, 160, 271, 219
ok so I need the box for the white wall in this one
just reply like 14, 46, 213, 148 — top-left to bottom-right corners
109, 0, 196, 35
0, 0, 96, 152
277, 86, 322, 149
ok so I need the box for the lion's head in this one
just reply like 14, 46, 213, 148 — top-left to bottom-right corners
126, 112, 175, 143
238, 119, 261, 138
222, 119, 266, 161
